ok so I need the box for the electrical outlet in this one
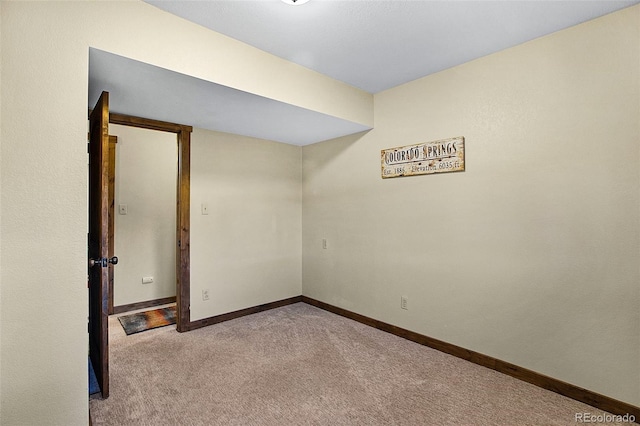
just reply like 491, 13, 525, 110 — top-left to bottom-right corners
202, 289, 210, 301
401, 296, 408, 310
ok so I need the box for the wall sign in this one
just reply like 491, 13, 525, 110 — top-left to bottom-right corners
381, 136, 465, 178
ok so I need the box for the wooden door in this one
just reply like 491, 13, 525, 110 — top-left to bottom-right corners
88, 91, 111, 398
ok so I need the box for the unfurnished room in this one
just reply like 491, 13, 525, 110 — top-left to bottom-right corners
1, 1, 639, 425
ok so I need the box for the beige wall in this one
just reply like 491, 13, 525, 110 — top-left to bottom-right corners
0, 1, 367, 424
110, 124, 304, 317
111, 124, 177, 307
190, 129, 302, 321
302, 5, 639, 406
2, 3, 89, 424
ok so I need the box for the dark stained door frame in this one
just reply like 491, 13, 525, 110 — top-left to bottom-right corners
104, 112, 192, 332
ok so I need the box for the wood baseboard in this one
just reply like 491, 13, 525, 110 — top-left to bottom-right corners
185, 296, 303, 331
113, 296, 177, 314
301, 296, 640, 421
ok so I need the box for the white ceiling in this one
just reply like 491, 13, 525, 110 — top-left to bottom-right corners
145, 0, 639, 94
89, 0, 638, 145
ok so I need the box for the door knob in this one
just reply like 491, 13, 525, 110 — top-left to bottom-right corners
89, 257, 118, 268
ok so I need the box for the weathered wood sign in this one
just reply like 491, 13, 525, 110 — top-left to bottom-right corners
381, 136, 465, 178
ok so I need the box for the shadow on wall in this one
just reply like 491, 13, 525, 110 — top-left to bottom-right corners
302, 130, 372, 182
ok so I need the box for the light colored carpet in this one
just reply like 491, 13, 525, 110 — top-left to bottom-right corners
90, 303, 621, 425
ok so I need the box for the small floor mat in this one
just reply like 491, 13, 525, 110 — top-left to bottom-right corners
118, 306, 176, 335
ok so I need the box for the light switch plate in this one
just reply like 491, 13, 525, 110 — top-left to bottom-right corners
201, 203, 209, 215
119, 204, 128, 215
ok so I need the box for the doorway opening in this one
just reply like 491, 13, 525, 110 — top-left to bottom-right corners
108, 126, 178, 315
106, 111, 192, 331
